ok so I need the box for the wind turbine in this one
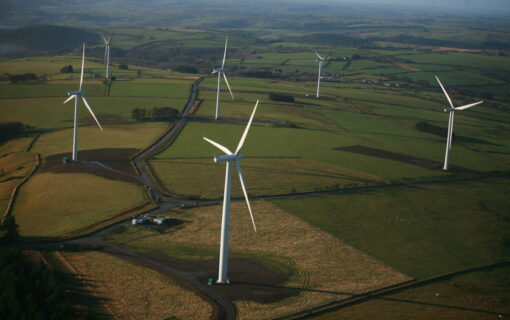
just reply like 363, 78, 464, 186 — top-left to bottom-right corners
435, 76, 483, 171
314, 51, 326, 98
102, 35, 112, 79
203, 100, 259, 284
63, 43, 103, 161
212, 37, 235, 120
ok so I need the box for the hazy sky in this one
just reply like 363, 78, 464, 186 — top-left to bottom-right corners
320, 0, 510, 14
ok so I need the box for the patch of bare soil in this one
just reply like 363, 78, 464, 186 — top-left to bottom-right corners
394, 63, 421, 72
439, 47, 483, 53
43, 148, 141, 183
335, 145, 478, 174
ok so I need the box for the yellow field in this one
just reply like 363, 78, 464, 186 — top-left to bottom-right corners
13, 172, 151, 237
31, 122, 169, 157
116, 200, 410, 319
62, 251, 212, 320
149, 157, 385, 198
0, 137, 34, 156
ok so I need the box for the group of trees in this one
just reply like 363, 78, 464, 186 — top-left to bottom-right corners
60, 65, 74, 73
1, 73, 38, 83
0, 122, 28, 143
0, 247, 73, 319
131, 106, 179, 122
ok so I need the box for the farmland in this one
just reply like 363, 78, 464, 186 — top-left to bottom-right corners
1, 2, 510, 318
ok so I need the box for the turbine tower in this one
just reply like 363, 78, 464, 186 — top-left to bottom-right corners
203, 100, 259, 284
63, 43, 103, 161
212, 37, 235, 120
435, 76, 483, 171
315, 52, 326, 98
103, 35, 113, 79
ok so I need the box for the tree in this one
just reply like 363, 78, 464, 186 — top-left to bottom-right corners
119, 63, 129, 70
60, 65, 73, 73
131, 108, 143, 121
2, 215, 19, 244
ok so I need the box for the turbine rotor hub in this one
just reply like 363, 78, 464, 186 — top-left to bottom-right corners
68, 90, 85, 96
214, 154, 243, 163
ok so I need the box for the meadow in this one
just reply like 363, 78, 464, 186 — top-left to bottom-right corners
311, 264, 510, 320
61, 250, 213, 319
106, 200, 410, 319
270, 177, 510, 279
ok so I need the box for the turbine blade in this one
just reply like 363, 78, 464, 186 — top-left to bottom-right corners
314, 51, 323, 60
79, 43, 85, 91
235, 100, 259, 154
81, 96, 103, 130
435, 75, 454, 109
63, 95, 76, 104
102, 35, 108, 44
221, 36, 228, 68
455, 101, 483, 111
104, 46, 108, 62
203, 137, 233, 155
222, 73, 235, 100
235, 159, 256, 232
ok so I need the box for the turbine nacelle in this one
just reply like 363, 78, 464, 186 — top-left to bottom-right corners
444, 107, 455, 112
214, 154, 243, 163
68, 90, 85, 96
212, 67, 224, 74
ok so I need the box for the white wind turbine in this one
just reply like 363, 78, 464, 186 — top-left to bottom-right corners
64, 43, 103, 161
102, 35, 112, 79
314, 51, 326, 98
212, 37, 235, 120
435, 76, 483, 171
203, 100, 259, 284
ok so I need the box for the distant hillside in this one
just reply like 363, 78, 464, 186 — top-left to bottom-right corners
0, 25, 100, 56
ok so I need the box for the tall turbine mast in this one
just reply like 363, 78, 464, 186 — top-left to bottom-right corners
435, 76, 483, 170
103, 35, 112, 79
203, 100, 259, 284
63, 43, 103, 161
212, 37, 235, 120
315, 52, 326, 98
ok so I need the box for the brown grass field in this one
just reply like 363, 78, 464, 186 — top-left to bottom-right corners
109, 200, 410, 319
0, 137, 34, 156
31, 122, 170, 157
62, 251, 213, 320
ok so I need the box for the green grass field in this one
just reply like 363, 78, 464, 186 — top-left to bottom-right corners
311, 264, 510, 320
271, 177, 510, 279
13, 172, 151, 238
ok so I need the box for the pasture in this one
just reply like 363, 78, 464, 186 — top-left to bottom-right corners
61, 250, 213, 320
270, 177, 510, 279
12, 172, 152, 238
312, 264, 510, 320
106, 200, 410, 319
